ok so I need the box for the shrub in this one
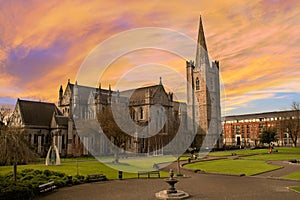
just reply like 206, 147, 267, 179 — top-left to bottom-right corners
20, 174, 34, 181
43, 169, 52, 176
0, 169, 70, 199
33, 170, 43, 175
52, 171, 66, 178
20, 169, 34, 176
72, 175, 85, 185
0, 182, 34, 200
54, 177, 67, 187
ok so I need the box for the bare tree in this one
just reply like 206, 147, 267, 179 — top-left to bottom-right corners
0, 106, 37, 182
281, 102, 300, 147
0, 106, 11, 126
97, 107, 130, 163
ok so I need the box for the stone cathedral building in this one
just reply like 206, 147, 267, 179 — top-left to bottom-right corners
10, 16, 222, 157
186, 16, 222, 148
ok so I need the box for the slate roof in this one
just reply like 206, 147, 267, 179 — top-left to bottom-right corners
120, 84, 163, 103
224, 110, 296, 121
18, 99, 61, 127
54, 115, 68, 127
68, 83, 110, 102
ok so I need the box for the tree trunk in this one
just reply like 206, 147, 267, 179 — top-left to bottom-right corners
293, 139, 297, 147
177, 158, 181, 175
291, 134, 297, 147
13, 160, 17, 182
114, 148, 119, 163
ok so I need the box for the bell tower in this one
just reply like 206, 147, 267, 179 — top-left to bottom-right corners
186, 15, 222, 148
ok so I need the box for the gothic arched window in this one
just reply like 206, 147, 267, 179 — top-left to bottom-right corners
130, 108, 136, 120
139, 107, 144, 120
196, 77, 200, 90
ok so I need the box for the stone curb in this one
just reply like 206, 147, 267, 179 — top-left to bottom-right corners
288, 186, 300, 194
250, 165, 284, 176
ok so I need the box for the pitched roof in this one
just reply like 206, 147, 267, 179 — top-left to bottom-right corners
18, 99, 61, 127
120, 84, 164, 104
68, 82, 110, 103
54, 115, 68, 126
224, 110, 296, 121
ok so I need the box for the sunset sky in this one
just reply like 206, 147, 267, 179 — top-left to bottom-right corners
0, 0, 299, 115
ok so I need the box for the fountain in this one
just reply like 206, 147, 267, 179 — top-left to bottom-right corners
155, 169, 189, 199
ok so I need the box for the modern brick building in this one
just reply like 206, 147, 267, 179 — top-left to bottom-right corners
223, 110, 300, 147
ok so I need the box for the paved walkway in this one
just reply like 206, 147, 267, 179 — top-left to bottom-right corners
36, 159, 300, 200
254, 160, 300, 177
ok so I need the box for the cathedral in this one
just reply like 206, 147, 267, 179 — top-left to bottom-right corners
10, 16, 222, 157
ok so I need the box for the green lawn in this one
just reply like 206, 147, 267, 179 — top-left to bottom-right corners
183, 159, 282, 176
242, 153, 300, 161
282, 171, 300, 180
208, 149, 268, 157
0, 156, 176, 179
208, 147, 300, 157
289, 186, 300, 192
275, 147, 300, 153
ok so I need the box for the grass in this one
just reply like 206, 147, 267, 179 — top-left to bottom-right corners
208, 149, 268, 157
289, 186, 300, 193
183, 159, 282, 176
242, 153, 300, 161
0, 156, 177, 179
208, 147, 300, 157
275, 147, 300, 153
282, 171, 300, 180
0, 161, 124, 179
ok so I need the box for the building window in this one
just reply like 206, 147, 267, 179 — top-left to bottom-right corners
130, 108, 136, 120
34, 134, 38, 145
28, 134, 32, 143
41, 135, 44, 145
196, 77, 200, 90
62, 135, 65, 149
139, 107, 144, 120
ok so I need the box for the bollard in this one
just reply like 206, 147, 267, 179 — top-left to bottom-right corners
67, 175, 73, 185
118, 171, 123, 180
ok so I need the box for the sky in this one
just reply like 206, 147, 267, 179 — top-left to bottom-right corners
0, 0, 299, 116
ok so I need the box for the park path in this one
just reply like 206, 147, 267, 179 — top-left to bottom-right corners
36, 164, 300, 200
253, 160, 300, 178
161, 155, 300, 179
35, 156, 300, 200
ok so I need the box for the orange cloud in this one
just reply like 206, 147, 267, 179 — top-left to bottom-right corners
0, 0, 299, 115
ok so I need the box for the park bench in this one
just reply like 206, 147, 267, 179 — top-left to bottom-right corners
138, 170, 160, 178
39, 181, 56, 193
86, 174, 107, 182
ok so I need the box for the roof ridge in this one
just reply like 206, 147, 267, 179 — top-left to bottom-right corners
18, 99, 55, 105
121, 84, 162, 93
225, 110, 296, 118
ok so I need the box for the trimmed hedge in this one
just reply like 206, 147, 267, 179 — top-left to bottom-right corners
0, 169, 71, 200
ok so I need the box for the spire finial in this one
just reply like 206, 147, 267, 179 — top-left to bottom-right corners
197, 15, 207, 51
195, 15, 209, 71
159, 77, 162, 85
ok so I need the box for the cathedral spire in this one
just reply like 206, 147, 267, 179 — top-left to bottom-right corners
195, 15, 209, 71
197, 15, 207, 51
